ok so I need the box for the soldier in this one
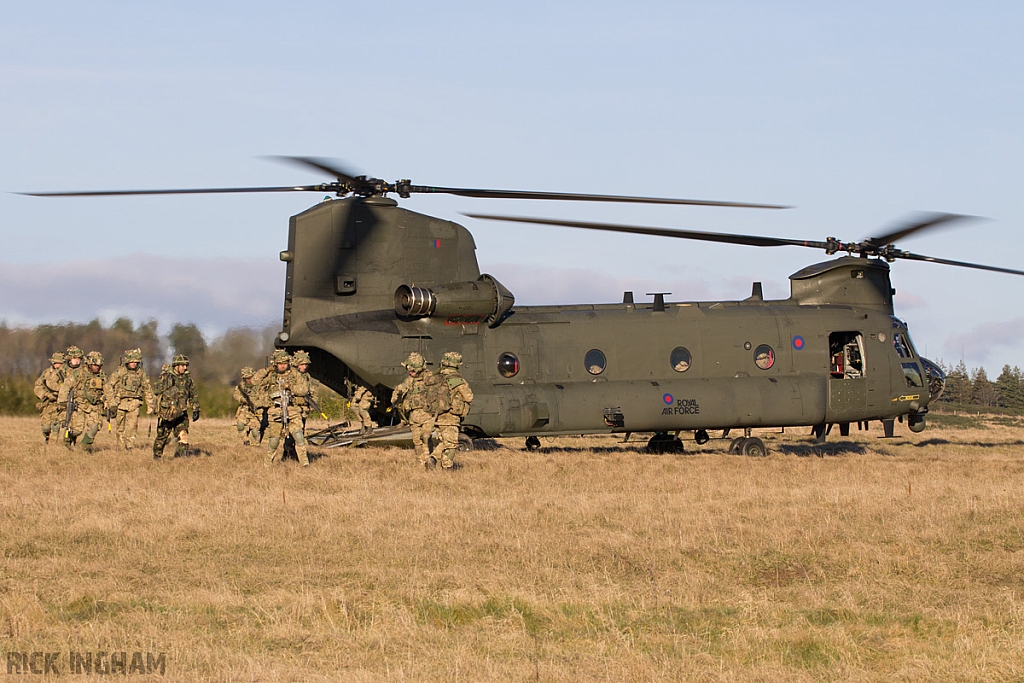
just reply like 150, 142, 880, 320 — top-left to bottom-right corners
391, 352, 437, 469
262, 349, 312, 468
233, 367, 261, 445
105, 348, 155, 450
351, 382, 378, 433
290, 351, 319, 427
152, 354, 200, 459
34, 352, 65, 443
57, 351, 107, 452
432, 351, 474, 470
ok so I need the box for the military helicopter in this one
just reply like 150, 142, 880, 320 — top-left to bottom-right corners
25, 158, 1024, 455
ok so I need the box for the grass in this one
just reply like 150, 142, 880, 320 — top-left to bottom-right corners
2, 416, 1024, 681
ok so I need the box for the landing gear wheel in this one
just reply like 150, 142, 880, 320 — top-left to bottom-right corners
694, 429, 710, 445
728, 437, 746, 454
740, 437, 767, 457
647, 432, 685, 454
458, 434, 474, 452
525, 436, 541, 451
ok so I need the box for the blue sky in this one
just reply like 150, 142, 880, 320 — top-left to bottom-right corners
2, 1, 1023, 372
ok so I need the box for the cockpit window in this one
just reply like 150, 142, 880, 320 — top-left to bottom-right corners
902, 362, 924, 388
893, 332, 915, 359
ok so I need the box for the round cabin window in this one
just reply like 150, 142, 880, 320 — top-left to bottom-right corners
585, 349, 606, 375
754, 344, 775, 370
670, 347, 692, 373
497, 352, 519, 378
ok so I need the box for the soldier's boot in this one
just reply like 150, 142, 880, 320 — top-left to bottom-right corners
423, 456, 437, 470
80, 435, 94, 453
264, 437, 281, 468
43, 428, 50, 444
440, 449, 456, 470
293, 431, 310, 468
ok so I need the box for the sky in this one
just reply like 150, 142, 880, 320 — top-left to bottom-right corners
1, 1, 1023, 373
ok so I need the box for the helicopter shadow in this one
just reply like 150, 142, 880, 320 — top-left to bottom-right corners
771, 442, 872, 457
913, 438, 1024, 449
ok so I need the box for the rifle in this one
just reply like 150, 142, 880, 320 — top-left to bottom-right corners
278, 378, 291, 427
63, 386, 76, 439
106, 405, 114, 432
303, 391, 328, 420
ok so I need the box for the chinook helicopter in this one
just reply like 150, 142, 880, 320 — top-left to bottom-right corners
25, 158, 1024, 455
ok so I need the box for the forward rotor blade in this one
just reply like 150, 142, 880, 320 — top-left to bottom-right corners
428, 186, 788, 209
265, 156, 360, 184
865, 212, 975, 247
464, 213, 826, 249
896, 251, 1024, 276
19, 185, 328, 197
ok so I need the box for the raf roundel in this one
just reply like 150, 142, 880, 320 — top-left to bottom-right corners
663, 393, 674, 405
792, 335, 805, 350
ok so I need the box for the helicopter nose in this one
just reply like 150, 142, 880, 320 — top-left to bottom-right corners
919, 357, 946, 401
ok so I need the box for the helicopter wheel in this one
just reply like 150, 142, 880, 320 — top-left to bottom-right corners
740, 437, 767, 457
728, 437, 747, 454
694, 429, 710, 445
458, 433, 474, 452
647, 432, 684, 454
525, 436, 541, 451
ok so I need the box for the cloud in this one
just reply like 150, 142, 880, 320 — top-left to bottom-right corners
0, 254, 283, 334
942, 317, 1024, 366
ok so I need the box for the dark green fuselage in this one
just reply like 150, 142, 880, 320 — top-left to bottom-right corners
278, 197, 931, 437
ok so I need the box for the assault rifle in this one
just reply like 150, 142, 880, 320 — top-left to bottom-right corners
63, 387, 76, 439
278, 378, 290, 426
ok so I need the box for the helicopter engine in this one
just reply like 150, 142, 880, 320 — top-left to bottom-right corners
395, 274, 515, 328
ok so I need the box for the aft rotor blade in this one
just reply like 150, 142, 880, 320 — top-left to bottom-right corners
19, 185, 328, 197
426, 186, 788, 209
266, 156, 360, 184
865, 212, 975, 247
465, 213, 827, 249
897, 251, 1024, 276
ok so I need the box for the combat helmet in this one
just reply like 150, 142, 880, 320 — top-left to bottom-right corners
85, 351, 104, 367
65, 345, 84, 359
402, 352, 426, 372
292, 350, 311, 366
172, 354, 189, 366
124, 348, 142, 363
270, 349, 291, 364
441, 351, 463, 368
241, 366, 255, 379
50, 352, 65, 365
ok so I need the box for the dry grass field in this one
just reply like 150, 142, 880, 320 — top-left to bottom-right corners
2, 414, 1024, 682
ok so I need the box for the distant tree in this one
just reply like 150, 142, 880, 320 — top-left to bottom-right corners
941, 360, 972, 405
971, 367, 998, 407
995, 365, 1023, 412
168, 323, 207, 360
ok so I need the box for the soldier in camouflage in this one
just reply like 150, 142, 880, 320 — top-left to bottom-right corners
152, 354, 200, 459
432, 351, 474, 470
290, 351, 318, 428
391, 352, 437, 469
58, 351, 107, 452
233, 367, 261, 445
34, 352, 66, 443
351, 382, 377, 433
105, 348, 156, 450
261, 349, 312, 468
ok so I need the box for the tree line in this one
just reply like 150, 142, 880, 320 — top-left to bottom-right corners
934, 360, 1024, 412
0, 319, 282, 417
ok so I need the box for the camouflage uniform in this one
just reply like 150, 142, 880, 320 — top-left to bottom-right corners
58, 351, 107, 452
34, 352, 65, 443
433, 351, 474, 469
262, 350, 312, 468
233, 367, 261, 445
152, 354, 200, 459
105, 348, 155, 450
391, 352, 436, 468
291, 351, 318, 427
351, 383, 377, 432
248, 363, 273, 444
